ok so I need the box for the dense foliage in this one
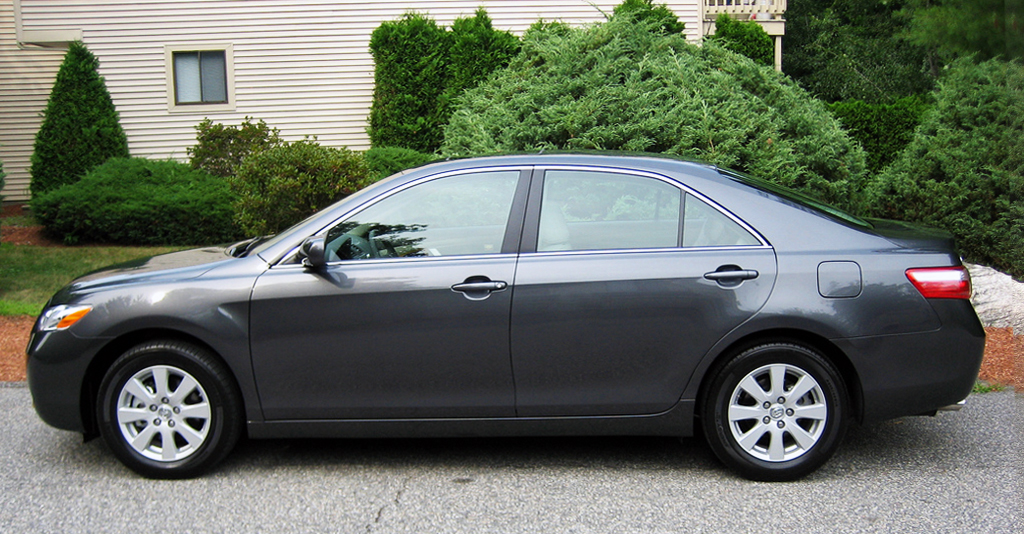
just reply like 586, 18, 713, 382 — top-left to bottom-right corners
188, 117, 283, 178
368, 9, 520, 153
865, 58, 1024, 278
368, 13, 451, 153
364, 146, 435, 183
0, 159, 5, 206
783, 0, 934, 103
441, 11, 867, 210
612, 0, 687, 34
229, 140, 368, 236
709, 14, 773, 67
828, 96, 930, 172
30, 41, 129, 197
901, 0, 1022, 61
31, 158, 241, 246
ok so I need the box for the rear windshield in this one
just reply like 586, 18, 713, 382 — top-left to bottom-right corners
718, 168, 873, 229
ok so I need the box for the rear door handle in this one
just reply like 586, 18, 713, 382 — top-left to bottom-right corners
704, 269, 759, 282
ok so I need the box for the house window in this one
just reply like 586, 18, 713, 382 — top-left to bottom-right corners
173, 51, 227, 104
165, 44, 235, 112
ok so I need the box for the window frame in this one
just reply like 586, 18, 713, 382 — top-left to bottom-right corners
524, 166, 769, 254
165, 43, 236, 112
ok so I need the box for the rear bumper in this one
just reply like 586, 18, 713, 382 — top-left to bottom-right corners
835, 299, 985, 423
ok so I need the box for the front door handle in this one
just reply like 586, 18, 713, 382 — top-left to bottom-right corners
451, 281, 508, 292
451, 277, 508, 300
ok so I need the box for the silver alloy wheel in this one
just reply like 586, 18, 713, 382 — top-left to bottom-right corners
727, 363, 828, 462
115, 365, 212, 462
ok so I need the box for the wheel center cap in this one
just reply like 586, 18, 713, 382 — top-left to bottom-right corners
769, 405, 786, 420
158, 406, 174, 419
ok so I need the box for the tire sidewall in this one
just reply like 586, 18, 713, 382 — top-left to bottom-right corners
703, 343, 848, 481
97, 342, 239, 479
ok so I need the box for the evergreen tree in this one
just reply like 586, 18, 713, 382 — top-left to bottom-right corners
30, 41, 129, 197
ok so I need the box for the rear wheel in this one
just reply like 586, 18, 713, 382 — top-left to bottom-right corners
702, 343, 848, 481
97, 340, 242, 479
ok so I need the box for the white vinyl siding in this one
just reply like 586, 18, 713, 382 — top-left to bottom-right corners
1, 0, 701, 202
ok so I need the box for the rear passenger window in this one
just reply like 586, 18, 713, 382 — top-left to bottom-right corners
537, 170, 681, 252
682, 194, 760, 247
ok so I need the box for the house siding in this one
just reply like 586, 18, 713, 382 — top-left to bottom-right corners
1, 0, 700, 202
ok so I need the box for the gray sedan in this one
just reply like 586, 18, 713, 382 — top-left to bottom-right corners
26, 154, 984, 481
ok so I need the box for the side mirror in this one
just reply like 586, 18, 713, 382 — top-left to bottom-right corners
299, 236, 326, 269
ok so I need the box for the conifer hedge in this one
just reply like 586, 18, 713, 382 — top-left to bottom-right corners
30, 41, 129, 197
865, 58, 1024, 279
441, 9, 867, 211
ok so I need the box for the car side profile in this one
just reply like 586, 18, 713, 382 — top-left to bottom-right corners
26, 154, 985, 481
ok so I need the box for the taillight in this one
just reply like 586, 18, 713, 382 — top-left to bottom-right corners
906, 267, 972, 299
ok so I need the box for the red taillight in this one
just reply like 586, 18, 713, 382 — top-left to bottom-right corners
906, 266, 972, 299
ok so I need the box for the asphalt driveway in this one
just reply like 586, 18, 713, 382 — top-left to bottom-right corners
1, 383, 1020, 533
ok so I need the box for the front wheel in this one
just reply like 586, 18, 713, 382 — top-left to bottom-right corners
97, 340, 242, 479
702, 343, 848, 481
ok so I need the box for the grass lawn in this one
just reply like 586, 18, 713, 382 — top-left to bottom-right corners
0, 243, 179, 316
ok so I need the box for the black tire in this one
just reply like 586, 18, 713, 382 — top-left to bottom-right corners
97, 340, 242, 479
701, 343, 848, 481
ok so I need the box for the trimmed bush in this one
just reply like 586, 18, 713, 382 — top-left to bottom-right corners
188, 117, 282, 178
368, 9, 521, 153
829, 96, 930, 172
230, 140, 369, 236
31, 158, 241, 246
364, 146, 436, 184
30, 41, 129, 197
442, 11, 867, 211
865, 58, 1024, 278
710, 14, 773, 67
368, 13, 451, 153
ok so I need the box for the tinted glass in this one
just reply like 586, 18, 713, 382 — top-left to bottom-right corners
682, 193, 760, 247
325, 171, 519, 260
538, 170, 681, 252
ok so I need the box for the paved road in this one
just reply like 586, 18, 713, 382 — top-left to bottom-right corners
1, 383, 1020, 533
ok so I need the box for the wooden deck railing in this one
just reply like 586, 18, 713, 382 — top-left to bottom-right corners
705, 0, 786, 19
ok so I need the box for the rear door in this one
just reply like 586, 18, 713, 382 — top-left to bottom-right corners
511, 167, 777, 417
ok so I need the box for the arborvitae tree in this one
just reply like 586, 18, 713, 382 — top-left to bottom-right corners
368, 13, 452, 153
30, 41, 129, 197
446, 9, 520, 104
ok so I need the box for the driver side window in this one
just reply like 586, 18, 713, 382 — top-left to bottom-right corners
324, 171, 520, 261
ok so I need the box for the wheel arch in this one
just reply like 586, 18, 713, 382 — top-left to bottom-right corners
693, 328, 864, 424
79, 328, 243, 440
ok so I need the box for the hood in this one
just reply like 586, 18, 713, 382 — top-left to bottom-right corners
57, 247, 236, 298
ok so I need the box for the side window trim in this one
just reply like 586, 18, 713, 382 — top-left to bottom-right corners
524, 165, 769, 255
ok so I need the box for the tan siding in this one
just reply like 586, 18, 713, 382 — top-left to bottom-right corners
2, 0, 700, 202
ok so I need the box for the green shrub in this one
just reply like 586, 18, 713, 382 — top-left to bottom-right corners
1, 159, 5, 205
188, 117, 283, 178
613, 0, 687, 34
865, 58, 1024, 278
829, 96, 930, 171
230, 140, 369, 236
442, 12, 867, 211
368, 9, 522, 153
364, 146, 435, 184
446, 9, 521, 107
368, 13, 452, 153
710, 14, 773, 67
31, 158, 241, 246
30, 41, 129, 197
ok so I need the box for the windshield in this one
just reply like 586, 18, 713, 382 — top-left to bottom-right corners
718, 168, 873, 229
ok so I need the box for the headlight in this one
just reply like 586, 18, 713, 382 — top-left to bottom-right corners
38, 305, 93, 331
